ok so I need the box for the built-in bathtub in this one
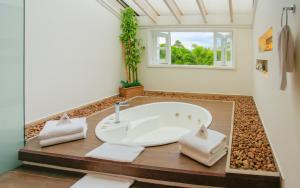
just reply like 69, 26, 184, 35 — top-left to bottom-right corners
95, 102, 212, 147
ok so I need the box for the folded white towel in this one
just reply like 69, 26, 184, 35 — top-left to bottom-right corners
179, 127, 226, 155
85, 143, 144, 163
38, 117, 87, 140
70, 174, 134, 188
39, 125, 87, 147
180, 144, 227, 166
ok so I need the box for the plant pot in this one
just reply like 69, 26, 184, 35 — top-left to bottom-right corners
119, 85, 144, 98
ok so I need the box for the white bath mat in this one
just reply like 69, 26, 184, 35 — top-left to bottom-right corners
70, 174, 134, 188
85, 143, 144, 163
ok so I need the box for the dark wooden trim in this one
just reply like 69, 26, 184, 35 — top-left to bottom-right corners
18, 164, 85, 177
19, 149, 227, 187
227, 172, 281, 188
116, 0, 140, 16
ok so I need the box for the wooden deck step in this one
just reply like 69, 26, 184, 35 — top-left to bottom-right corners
0, 165, 221, 188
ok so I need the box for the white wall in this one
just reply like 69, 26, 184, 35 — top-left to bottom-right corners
138, 28, 253, 95
253, 0, 300, 187
25, 0, 123, 123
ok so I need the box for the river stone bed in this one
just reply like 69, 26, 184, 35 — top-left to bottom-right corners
25, 91, 277, 172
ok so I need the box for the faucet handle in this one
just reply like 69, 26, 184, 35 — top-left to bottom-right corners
115, 101, 129, 106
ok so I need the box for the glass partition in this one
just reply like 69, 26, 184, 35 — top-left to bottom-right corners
0, 0, 24, 173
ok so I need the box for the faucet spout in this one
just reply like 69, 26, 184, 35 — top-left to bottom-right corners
114, 101, 129, 123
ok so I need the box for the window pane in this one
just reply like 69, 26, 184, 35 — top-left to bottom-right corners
226, 50, 231, 62
170, 32, 214, 65
159, 48, 167, 64
215, 32, 232, 66
225, 37, 232, 62
158, 37, 166, 47
155, 32, 170, 65
216, 50, 222, 61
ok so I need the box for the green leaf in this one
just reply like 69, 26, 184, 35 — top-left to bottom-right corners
119, 8, 145, 84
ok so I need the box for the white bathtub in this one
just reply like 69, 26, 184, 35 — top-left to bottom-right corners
95, 102, 212, 147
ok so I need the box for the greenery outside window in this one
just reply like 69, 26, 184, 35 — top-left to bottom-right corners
150, 31, 234, 68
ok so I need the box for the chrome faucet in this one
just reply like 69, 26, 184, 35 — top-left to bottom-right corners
114, 101, 129, 123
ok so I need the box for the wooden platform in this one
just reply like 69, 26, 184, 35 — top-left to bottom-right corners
19, 97, 281, 188
0, 165, 203, 188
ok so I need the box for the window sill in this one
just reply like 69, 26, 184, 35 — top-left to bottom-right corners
147, 64, 235, 70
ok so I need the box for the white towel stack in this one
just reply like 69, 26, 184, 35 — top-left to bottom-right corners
85, 143, 144, 163
70, 174, 134, 188
179, 125, 227, 166
38, 113, 88, 147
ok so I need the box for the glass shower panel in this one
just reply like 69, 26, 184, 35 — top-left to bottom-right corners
0, 0, 24, 174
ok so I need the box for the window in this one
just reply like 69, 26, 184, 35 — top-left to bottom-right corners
156, 32, 170, 64
214, 32, 233, 66
150, 31, 233, 68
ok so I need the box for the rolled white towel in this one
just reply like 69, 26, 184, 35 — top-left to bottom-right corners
180, 144, 227, 166
39, 125, 87, 147
70, 174, 134, 188
179, 126, 226, 156
85, 143, 144, 163
38, 117, 87, 140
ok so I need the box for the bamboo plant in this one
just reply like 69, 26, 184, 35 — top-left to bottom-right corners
119, 8, 145, 88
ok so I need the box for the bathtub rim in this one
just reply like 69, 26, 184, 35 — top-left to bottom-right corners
95, 101, 213, 147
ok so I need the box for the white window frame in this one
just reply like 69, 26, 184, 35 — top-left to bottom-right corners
147, 29, 235, 70
214, 32, 233, 67
154, 32, 171, 65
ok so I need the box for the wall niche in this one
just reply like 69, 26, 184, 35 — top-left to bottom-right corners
256, 59, 268, 74
259, 27, 273, 52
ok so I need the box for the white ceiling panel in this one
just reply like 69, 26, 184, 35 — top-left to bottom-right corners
174, 0, 199, 15
203, 0, 229, 14
147, 0, 172, 16
233, 0, 253, 13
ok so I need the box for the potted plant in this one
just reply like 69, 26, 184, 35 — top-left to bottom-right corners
119, 8, 145, 98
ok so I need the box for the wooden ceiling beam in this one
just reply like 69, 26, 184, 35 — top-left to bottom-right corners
132, 0, 157, 24
199, 0, 208, 15
173, 0, 183, 15
163, 0, 182, 24
228, 0, 234, 23
196, 0, 207, 24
